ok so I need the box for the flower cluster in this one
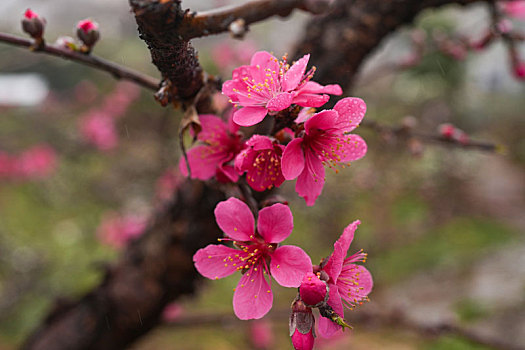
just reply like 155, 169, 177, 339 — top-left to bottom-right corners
185, 50, 374, 348
181, 51, 367, 206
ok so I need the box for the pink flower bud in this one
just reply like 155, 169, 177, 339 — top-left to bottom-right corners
439, 123, 455, 139
22, 8, 46, 40
76, 19, 100, 52
513, 61, 525, 80
299, 273, 328, 307
24, 9, 39, 20
291, 328, 315, 350
289, 300, 315, 350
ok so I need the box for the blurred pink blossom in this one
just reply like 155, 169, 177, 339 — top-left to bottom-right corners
155, 168, 182, 202
97, 213, 147, 249
79, 112, 118, 151
14, 145, 57, 179
162, 302, 184, 322
211, 39, 257, 71
249, 319, 274, 349
502, 1, 525, 19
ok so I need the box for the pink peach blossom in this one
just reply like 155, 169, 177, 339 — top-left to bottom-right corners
235, 135, 285, 191
222, 51, 342, 126
502, 1, 525, 19
156, 168, 182, 202
15, 145, 57, 179
281, 97, 367, 206
317, 221, 373, 338
97, 213, 147, 249
162, 302, 184, 322
79, 112, 118, 151
193, 198, 312, 320
250, 319, 275, 349
0, 152, 15, 179
179, 114, 243, 183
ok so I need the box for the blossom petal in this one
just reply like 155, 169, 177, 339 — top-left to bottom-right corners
323, 220, 360, 282
334, 97, 366, 132
179, 145, 225, 180
197, 114, 229, 143
298, 81, 342, 95
216, 164, 240, 183
233, 107, 268, 127
233, 265, 273, 319
318, 285, 344, 338
250, 51, 279, 71
266, 92, 294, 111
270, 245, 312, 287
257, 203, 293, 243
281, 138, 305, 180
214, 197, 255, 241
282, 54, 309, 92
295, 151, 325, 206
304, 110, 338, 135
337, 264, 373, 303
193, 244, 246, 280
246, 134, 274, 151
340, 134, 367, 162
292, 93, 330, 108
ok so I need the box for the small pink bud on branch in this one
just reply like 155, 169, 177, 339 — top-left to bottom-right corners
21, 9, 46, 49
76, 19, 100, 54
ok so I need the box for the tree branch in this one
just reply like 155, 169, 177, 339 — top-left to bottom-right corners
22, 180, 225, 350
129, 0, 204, 101
179, 0, 331, 40
361, 119, 502, 153
292, 0, 488, 94
0, 32, 159, 91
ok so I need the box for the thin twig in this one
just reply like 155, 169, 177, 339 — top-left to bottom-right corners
179, 0, 331, 40
361, 119, 502, 153
0, 32, 159, 91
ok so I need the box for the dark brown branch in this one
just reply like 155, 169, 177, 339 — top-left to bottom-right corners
129, 0, 204, 101
22, 180, 225, 350
179, 0, 330, 40
0, 32, 159, 91
292, 0, 488, 94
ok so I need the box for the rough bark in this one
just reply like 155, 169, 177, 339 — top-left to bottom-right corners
293, 0, 484, 92
130, 0, 204, 100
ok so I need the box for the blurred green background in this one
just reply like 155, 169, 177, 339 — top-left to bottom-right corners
0, 1, 524, 349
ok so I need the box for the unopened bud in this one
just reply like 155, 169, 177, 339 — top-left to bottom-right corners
439, 123, 455, 139
22, 9, 46, 43
76, 19, 100, 53
299, 273, 328, 307
289, 299, 315, 350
